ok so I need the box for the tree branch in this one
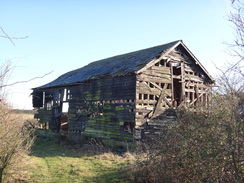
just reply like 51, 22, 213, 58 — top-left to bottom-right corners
0, 71, 53, 88
0, 27, 28, 46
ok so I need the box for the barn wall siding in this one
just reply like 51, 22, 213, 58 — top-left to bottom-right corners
135, 58, 173, 139
67, 75, 136, 141
134, 47, 212, 139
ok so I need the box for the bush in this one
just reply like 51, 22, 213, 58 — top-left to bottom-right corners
0, 103, 34, 183
128, 94, 244, 183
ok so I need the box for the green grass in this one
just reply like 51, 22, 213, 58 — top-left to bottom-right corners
28, 132, 133, 183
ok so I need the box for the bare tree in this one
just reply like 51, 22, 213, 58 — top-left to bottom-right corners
0, 61, 35, 183
0, 30, 35, 183
227, 0, 244, 76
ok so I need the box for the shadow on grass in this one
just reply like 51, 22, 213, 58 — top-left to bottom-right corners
88, 170, 131, 183
29, 129, 134, 183
31, 129, 131, 158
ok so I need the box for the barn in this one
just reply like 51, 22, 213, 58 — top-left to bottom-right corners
32, 40, 215, 141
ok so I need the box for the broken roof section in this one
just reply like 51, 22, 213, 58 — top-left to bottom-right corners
35, 40, 214, 89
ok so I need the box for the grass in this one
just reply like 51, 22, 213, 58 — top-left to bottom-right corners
12, 111, 134, 183
27, 131, 134, 183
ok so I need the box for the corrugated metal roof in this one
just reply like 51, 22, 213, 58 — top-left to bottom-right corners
36, 40, 180, 89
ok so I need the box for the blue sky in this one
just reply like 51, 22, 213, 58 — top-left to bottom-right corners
0, 0, 235, 109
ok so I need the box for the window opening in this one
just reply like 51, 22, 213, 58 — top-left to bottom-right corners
63, 89, 67, 101
67, 89, 72, 100
160, 59, 165, 66
149, 95, 154, 100
62, 102, 69, 113
46, 101, 53, 110
173, 65, 181, 75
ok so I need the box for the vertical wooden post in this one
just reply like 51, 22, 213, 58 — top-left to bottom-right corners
180, 62, 185, 106
170, 62, 174, 107
195, 84, 199, 107
151, 84, 168, 118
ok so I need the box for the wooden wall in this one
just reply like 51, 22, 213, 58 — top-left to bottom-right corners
67, 75, 136, 141
135, 58, 173, 139
135, 46, 212, 139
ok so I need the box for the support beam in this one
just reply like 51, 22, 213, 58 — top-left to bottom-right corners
151, 83, 168, 118
189, 88, 209, 107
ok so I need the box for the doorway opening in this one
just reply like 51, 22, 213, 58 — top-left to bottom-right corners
173, 78, 182, 107
172, 63, 182, 107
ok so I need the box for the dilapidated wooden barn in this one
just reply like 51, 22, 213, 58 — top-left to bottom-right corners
32, 40, 214, 140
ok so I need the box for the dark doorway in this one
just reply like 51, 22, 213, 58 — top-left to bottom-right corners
172, 63, 182, 107
173, 78, 182, 107
51, 106, 62, 132
173, 65, 181, 75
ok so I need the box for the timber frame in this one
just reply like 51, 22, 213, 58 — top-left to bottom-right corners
32, 40, 214, 140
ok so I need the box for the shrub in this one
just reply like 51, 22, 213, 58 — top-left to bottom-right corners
0, 103, 34, 183
128, 94, 243, 183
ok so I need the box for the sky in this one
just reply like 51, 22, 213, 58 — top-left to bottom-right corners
0, 0, 236, 109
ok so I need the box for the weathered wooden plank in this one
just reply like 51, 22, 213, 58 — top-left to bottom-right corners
184, 66, 196, 73
185, 74, 202, 80
185, 82, 208, 88
137, 74, 172, 84
136, 106, 154, 112
185, 88, 195, 93
185, 75, 204, 82
151, 84, 168, 118
150, 66, 171, 74
137, 88, 172, 98
163, 96, 172, 107
137, 87, 160, 95
143, 69, 171, 78
136, 99, 156, 105
189, 88, 209, 107
136, 81, 150, 88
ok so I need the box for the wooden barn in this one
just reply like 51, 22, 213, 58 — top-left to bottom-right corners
32, 40, 215, 141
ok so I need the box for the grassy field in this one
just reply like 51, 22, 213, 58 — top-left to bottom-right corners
27, 131, 134, 183
10, 111, 134, 183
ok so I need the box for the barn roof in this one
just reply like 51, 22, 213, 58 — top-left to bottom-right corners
35, 40, 214, 89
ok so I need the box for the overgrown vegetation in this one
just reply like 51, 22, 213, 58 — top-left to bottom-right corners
127, 50, 244, 183
127, 95, 243, 182
0, 103, 35, 183
0, 62, 35, 183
